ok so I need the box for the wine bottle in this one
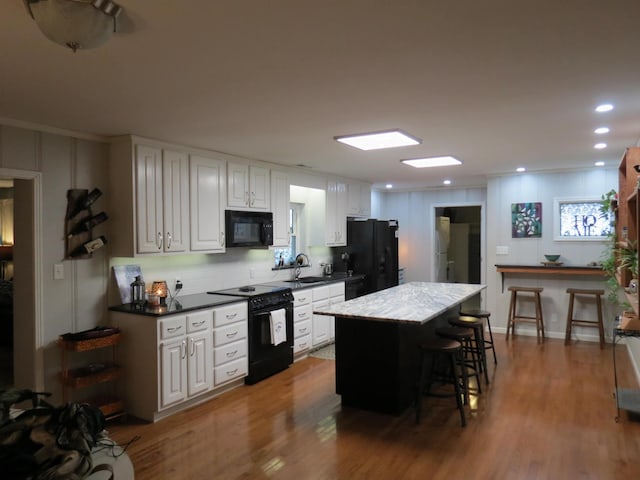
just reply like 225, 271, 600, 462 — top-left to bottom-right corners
67, 211, 108, 238
67, 188, 103, 219
68, 236, 107, 257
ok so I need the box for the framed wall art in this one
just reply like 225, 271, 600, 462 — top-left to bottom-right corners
511, 202, 542, 238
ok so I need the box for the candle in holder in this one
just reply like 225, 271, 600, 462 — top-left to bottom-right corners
147, 293, 160, 306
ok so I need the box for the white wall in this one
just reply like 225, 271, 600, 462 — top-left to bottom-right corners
378, 168, 640, 383
375, 187, 486, 284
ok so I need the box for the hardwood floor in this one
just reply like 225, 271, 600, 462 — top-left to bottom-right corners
108, 334, 640, 479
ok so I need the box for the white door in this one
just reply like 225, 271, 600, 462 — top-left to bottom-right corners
162, 149, 189, 252
160, 339, 187, 408
190, 155, 226, 251
135, 144, 163, 253
187, 332, 212, 397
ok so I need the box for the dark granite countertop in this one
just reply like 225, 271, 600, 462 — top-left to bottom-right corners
108, 273, 365, 317
109, 293, 246, 317
260, 272, 365, 291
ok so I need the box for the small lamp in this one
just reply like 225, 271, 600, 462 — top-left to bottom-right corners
151, 280, 169, 305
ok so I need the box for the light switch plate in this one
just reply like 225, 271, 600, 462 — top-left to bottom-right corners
496, 246, 509, 255
53, 263, 64, 280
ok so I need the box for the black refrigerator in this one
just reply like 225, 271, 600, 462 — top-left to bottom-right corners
332, 219, 399, 295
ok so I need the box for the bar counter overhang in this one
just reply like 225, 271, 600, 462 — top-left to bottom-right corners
314, 282, 486, 415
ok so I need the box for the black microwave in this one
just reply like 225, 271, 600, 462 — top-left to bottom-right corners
225, 210, 274, 248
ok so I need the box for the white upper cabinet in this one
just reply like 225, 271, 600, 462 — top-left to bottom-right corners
135, 145, 189, 254
271, 170, 290, 247
190, 154, 226, 252
347, 181, 371, 218
325, 178, 347, 246
227, 163, 270, 210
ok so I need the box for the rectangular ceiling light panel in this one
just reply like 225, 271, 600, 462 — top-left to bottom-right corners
401, 156, 462, 168
334, 129, 421, 151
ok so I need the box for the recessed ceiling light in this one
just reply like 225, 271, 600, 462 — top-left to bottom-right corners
594, 143, 607, 149
594, 127, 610, 134
385, 184, 393, 189
334, 129, 421, 151
595, 161, 605, 167
443, 179, 452, 185
400, 155, 462, 168
516, 167, 526, 172
595, 103, 614, 113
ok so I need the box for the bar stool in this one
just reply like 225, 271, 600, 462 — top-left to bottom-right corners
415, 337, 467, 427
564, 288, 605, 348
435, 326, 482, 397
506, 286, 545, 343
459, 307, 498, 364
449, 316, 490, 385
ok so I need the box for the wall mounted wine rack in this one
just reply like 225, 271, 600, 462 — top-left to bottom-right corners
65, 188, 108, 259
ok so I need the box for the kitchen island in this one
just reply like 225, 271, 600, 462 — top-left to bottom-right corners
313, 282, 485, 415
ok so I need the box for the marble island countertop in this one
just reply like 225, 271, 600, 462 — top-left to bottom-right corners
314, 281, 486, 324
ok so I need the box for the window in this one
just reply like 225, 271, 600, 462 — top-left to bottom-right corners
273, 203, 304, 266
553, 197, 612, 241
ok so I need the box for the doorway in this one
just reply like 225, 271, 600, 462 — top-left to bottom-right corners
434, 205, 483, 285
0, 169, 43, 391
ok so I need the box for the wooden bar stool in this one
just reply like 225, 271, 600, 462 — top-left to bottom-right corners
435, 326, 482, 397
459, 308, 498, 364
506, 287, 545, 343
415, 337, 467, 427
564, 288, 605, 348
449, 316, 490, 385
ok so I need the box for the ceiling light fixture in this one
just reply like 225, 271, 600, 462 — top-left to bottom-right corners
595, 103, 614, 113
385, 184, 393, 189
400, 155, 462, 168
516, 167, 526, 172
594, 127, 610, 134
594, 143, 607, 149
334, 129, 421, 151
595, 161, 605, 167
24, 0, 123, 52
443, 179, 452, 185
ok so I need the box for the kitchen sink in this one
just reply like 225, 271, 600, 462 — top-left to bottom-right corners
285, 276, 328, 284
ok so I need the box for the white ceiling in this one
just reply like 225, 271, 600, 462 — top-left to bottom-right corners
2, 1, 640, 190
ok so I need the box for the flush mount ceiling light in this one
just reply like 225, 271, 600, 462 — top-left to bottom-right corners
595, 103, 614, 113
334, 129, 421, 151
595, 161, 605, 167
594, 142, 607, 149
24, 0, 123, 52
516, 167, 526, 172
594, 127, 610, 134
400, 155, 462, 169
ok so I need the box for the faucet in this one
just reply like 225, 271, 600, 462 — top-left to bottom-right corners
294, 253, 310, 280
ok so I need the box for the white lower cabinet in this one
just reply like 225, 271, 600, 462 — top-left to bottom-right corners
159, 310, 213, 409
213, 302, 248, 387
329, 282, 345, 341
293, 290, 313, 356
110, 301, 246, 422
312, 286, 331, 347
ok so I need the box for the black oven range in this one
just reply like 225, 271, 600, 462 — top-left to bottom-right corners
210, 284, 294, 385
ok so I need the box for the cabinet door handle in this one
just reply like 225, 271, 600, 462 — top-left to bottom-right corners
225, 313, 237, 320
167, 325, 182, 333
250, 191, 255, 206
244, 191, 249, 206
226, 331, 238, 339
166, 231, 172, 249
220, 231, 225, 247
157, 231, 163, 250
299, 327, 307, 333
226, 368, 238, 377
298, 312, 307, 318
189, 337, 195, 356
299, 342, 307, 348
298, 297, 307, 303
191, 320, 205, 328
181, 340, 187, 359
225, 350, 238, 358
